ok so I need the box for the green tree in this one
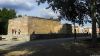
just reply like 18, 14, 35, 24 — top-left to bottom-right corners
37, 0, 98, 45
90, 0, 97, 47
0, 8, 16, 21
96, 0, 100, 36
37, 0, 84, 42
18, 15, 22, 17
0, 8, 16, 34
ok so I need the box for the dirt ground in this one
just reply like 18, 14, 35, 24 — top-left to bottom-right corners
1, 38, 100, 56
1, 42, 99, 56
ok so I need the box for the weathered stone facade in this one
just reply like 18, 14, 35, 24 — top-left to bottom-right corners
28, 17, 63, 34
8, 17, 29, 35
0, 16, 72, 41
8, 16, 71, 35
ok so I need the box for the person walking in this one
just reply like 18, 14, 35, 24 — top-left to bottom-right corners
12, 29, 14, 34
18, 29, 21, 35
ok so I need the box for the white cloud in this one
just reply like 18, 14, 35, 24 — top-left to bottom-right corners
39, 8, 60, 19
0, 0, 36, 10
17, 2, 60, 19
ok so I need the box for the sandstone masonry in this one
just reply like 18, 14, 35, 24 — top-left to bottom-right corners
0, 16, 72, 41
8, 16, 71, 35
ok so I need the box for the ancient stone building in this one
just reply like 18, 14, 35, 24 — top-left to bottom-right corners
0, 16, 72, 41
8, 16, 72, 35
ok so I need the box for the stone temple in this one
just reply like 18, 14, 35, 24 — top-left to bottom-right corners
0, 16, 72, 41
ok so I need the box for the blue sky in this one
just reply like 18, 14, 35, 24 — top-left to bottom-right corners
0, 0, 91, 27
0, 0, 59, 18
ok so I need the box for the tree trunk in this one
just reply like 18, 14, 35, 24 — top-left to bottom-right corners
74, 22, 77, 42
91, 0, 97, 47
92, 16, 97, 47
99, 28, 100, 36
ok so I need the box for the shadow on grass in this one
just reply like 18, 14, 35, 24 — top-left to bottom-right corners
28, 44, 91, 56
1, 41, 94, 56
82, 38, 100, 44
79, 38, 100, 54
2, 37, 100, 56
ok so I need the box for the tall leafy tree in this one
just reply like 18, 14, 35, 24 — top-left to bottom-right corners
96, 0, 100, 36
0, 8, 16, 21
37, 0, 98, 45
0, 8, 16, 34
37, 0, 87, 42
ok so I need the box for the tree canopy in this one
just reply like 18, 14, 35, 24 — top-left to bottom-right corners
36, 0, 100, 25
37, 0, 100, 43
37, 0, 90, 25
0, 8, 16, 35
0, 8, 16, 22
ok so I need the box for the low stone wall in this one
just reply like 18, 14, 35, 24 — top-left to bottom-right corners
30, 34, 91, 40
0, 35, 30, 41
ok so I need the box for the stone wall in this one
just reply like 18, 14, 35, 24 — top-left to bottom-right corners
8, 16, 71, 35
28, 17, 63, 34
6, 16, 72, 41
8, 17, 29, 35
